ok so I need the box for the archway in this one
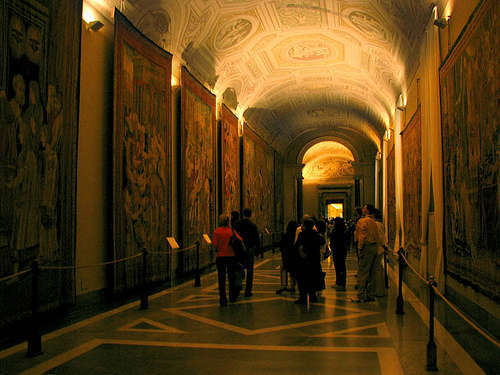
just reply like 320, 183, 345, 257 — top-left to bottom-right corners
300, 141, 356, 220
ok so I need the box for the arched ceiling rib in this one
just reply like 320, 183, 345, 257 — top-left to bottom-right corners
89, 0, 433, 154
285, 127, 379, 165
302, 141, 355, 181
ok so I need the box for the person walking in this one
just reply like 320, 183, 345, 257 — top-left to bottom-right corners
277, 221, 298, 294
330, 217, 347, 291
295, 216, 325, 304
213, 214, 242, 306
355, 204, 379, 302
236, 208, 260, 297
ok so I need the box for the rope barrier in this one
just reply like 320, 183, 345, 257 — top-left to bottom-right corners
39, 252, 143, 271
148, 250, 172, 256
399, 249, 500, 349
400, 252, 429, 285
174, 244, 197, 253
0, 268, 31, 283
432, 286, 500, 349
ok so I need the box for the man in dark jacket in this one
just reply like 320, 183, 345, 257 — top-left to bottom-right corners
234, 208, 260, 297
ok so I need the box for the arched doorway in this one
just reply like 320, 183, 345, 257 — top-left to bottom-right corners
301, 141, 355, 219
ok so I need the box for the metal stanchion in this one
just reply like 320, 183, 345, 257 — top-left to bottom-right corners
396, 248, 405, 315
195, 241, 201, 287
140, 249, 149, 310
27, 259, 42, 357
426, 276, 438, 371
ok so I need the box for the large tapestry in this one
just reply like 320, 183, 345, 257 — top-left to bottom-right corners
219, 104, 240, 216
440, 0, 499, 299
113, 11, 172, 291
180, 67, 216, 250
386, 146, 396, 249
0, 0, 81, 317
274, 152, 284, 233
242, 126, 275, 233
401, 107, 422, 259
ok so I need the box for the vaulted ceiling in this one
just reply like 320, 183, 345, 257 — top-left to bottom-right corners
89, 0, 434, 157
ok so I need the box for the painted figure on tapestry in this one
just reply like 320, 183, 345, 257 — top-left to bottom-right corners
0, 4, 64, 276
402, 109, 421, 259
113, 11, 173, 292
221, 108, 240, 215
440, 0, 499, 298
243, 134, 275, 233
184, 90, 214, 246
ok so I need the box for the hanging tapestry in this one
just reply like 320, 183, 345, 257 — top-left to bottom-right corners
386, 146, 396, 249
113, 10, 172, 291
274, 151, 284, 233
440, 0, 499, 299
0, 0, 81, 320
401, 107, 422, 259
180, 67, 216, 256
219, 104, 240, 216
242, 126, 275, 233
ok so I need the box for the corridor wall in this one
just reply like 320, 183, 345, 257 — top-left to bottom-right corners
387, 0, 498, 325
74, 6, 283, 300
76, 10, 113, 296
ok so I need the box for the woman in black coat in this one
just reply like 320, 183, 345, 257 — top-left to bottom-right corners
295, 218, 325, 304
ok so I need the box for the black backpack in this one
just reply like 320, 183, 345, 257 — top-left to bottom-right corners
230, 229, 247, 263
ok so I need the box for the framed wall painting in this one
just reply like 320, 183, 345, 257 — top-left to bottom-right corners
113, 10, 172, 291
219, 103, 240, 216
440, 0, 499, 299
242, 125, 275, 233
180, 67, 216, 254
401, 106, 422, 260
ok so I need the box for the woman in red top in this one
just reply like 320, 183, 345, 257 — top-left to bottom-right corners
213, 214, 242, 306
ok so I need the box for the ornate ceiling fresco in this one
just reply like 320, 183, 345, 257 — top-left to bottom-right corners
88, 0, 434, 154
302, 141, 355, 180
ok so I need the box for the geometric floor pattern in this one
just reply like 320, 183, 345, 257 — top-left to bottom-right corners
0, 253, 466, 375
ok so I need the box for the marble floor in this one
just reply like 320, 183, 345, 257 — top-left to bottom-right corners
0, 254, 474, 374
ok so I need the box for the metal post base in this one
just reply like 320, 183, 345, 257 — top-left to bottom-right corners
426, 341, 438, 372
26, 335, 42, 358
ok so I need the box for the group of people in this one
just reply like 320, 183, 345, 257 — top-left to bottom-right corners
277, 204, 387, 304
212, 204, 387, 307
212, 208, 260, 306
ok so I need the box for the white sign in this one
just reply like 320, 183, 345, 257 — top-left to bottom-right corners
167, 237, 179, 249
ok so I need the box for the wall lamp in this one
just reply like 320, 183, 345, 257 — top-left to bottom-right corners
86, 20, 104, 32
434, 18, 448, 29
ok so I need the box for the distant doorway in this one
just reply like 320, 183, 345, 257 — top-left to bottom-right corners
326, 201, 344, 219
